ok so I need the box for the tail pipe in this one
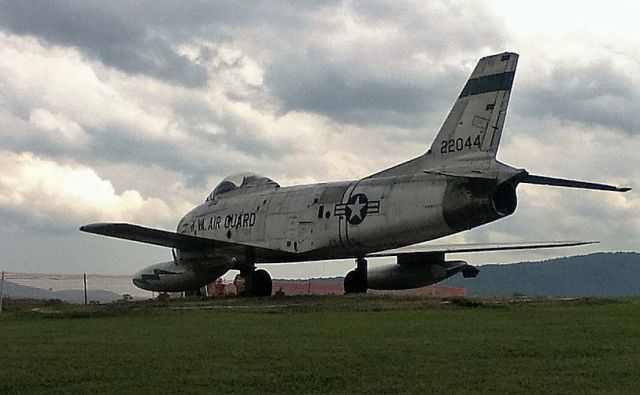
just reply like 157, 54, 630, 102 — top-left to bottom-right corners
443, 178, 518, 231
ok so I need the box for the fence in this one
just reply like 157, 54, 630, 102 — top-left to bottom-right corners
0, 271, 466, 305
0, 271, 151, 304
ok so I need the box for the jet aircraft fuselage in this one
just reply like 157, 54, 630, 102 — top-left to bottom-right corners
178, 169, 516, 264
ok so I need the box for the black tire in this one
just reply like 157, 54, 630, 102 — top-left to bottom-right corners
344, 270, 367, 294
252, 269, 273, 297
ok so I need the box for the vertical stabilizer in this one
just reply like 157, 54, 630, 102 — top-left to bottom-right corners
428, 52, 518, 169
366, 52, 518, 179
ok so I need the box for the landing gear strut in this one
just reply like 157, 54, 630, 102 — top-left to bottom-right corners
236, 267, 273, 297
344, 257, 368, 294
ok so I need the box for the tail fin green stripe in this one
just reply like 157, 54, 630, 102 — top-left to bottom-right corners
459, 71, 515, 98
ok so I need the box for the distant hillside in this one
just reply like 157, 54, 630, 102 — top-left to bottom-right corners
442, 252, 640, 297
4, 252, 638, 301
1, 281, 122, 303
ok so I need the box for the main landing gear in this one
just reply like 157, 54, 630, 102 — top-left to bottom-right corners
235, 267, 273, 297
344, 257, 368, 294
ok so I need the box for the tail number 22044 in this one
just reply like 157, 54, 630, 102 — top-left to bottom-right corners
440, 135, 482, 154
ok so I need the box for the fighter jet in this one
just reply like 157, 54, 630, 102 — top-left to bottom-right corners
80, 52, 630, 296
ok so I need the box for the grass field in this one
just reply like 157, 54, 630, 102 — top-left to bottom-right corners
1, 296, 639, 394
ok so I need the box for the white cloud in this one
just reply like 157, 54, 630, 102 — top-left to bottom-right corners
0, 150, 188, 231
28, 108, 89, 147
0, 33, 173, 141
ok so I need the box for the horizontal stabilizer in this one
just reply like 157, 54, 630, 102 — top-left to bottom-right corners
368, 240, 597, 257
521, 174, 631, 192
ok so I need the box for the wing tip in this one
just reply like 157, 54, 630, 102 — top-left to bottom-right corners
79, 223, 105, 233
79, 222, 130, 234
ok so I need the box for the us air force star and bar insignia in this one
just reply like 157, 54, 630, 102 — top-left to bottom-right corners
334, 193, 380, 225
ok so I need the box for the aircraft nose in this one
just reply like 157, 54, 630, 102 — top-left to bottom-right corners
132, 274, 151, 290
132, 277, 145, 289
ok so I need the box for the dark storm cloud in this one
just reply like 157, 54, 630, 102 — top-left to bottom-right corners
0, 0, 513, 197
0, 106, 229, 188
349, 0, 503, 55
0, 1, 336, 87
519, 61, 640, 135
265, 51, 465, 127
164, 94, 295, 165
262, 1, 505, 126
84, 124, 260, 188
0, 1, 504, 128
0, 1, 208, 87
0, 0, 509, 179
0, 76, 290, 188
1, 118, 274, 188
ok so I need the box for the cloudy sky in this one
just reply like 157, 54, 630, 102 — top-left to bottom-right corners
0, 1, 638, 278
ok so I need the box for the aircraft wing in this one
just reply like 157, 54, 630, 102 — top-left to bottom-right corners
79, 222, 274, 256
80, 223, 217, 249
367, 240, 597, 257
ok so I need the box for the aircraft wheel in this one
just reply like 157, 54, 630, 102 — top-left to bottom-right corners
252, 269, 273, 297
344, 270, 367, 294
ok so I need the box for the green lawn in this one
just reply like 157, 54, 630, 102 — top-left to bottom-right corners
1, 297, 639, 394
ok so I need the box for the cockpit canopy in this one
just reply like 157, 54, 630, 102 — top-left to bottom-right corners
205, 172, 280, 202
